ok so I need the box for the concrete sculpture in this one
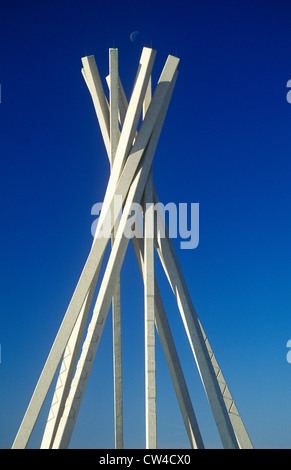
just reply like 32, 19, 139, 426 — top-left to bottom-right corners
12, 48, 253, 449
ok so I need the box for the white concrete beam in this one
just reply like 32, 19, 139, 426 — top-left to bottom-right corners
94, 53, 178, 242
197, 317, 253, 448
131, 231, 204, 449
152, 192, 240, 449
51, 70, 178, 448
144, 174, 157, 449
117, 75, 251, 448
81, 56, 110, 156
109, 48, 124, 450
11, 48, 169, 449
40, 265, 101, 449
88, 68, 204, 449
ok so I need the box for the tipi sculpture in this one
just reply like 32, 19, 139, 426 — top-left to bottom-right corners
12, 47, 253, 449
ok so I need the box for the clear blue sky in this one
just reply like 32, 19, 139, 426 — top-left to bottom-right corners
0, 0, 291, 449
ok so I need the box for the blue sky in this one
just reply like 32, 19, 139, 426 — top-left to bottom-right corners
0, 0, 291, 449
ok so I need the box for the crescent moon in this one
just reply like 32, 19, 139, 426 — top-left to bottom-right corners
130, 31, 139, 42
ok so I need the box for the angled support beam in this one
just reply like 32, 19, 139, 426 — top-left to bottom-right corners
94, 52, 176, 242
131, 232, 204, 449
114, 69, 251, 449
51, 68, 179, 449
196, 318, 253, 448
40, 50, 120, 448
12, 47, 158, 450
81, 55, 110, 155
116, 72, 251, 448
40, 264, 101, 449
94, 47, 156, 231
152, 190, 252, 448
12, 254, 105, 449
86, 63, 203, 450
101, 69, 204, 449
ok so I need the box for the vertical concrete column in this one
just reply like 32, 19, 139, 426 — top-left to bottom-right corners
144, 174, 157, 449
109, 48, 123, 450
143, 76, 156, 449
